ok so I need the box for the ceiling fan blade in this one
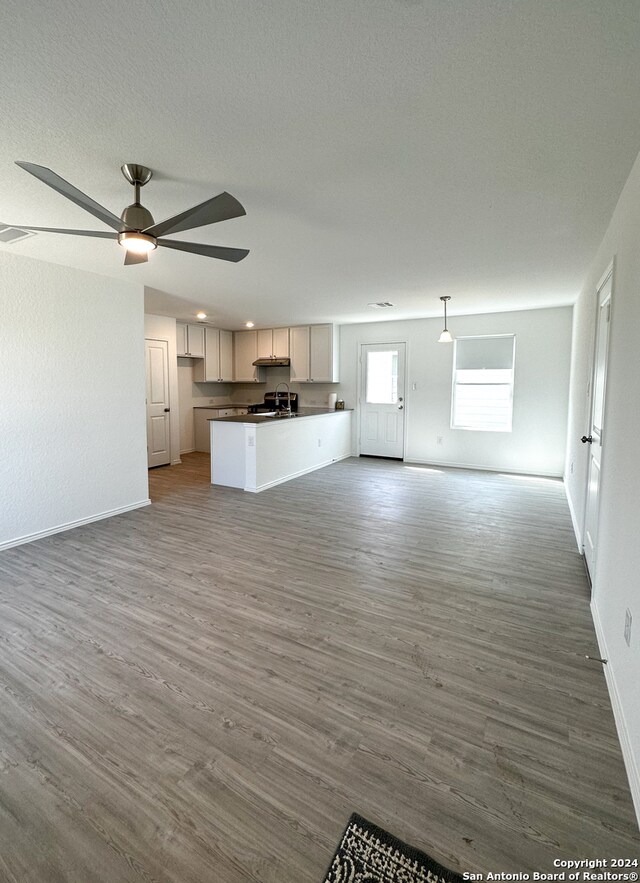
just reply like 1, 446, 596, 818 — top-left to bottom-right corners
15, 161, 122, 231
157, 239, 249, 262
145, 192, 246, 238
12, 225, 118, 239
124, 250, 148, 265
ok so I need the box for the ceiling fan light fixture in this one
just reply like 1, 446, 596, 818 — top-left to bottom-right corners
438, 296, 454, 343
117, 230, 157, 254
11, 161, 249, 265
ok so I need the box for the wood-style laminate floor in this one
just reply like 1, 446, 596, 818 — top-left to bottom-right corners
0, 455, 638, 881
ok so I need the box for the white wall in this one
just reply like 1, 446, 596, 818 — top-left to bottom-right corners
144, 313, 181, 465
340, 307, 573, 476
0, 251, 149, 550
565, 150, 640, 823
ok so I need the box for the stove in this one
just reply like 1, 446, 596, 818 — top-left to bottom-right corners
248, 391, 299, 414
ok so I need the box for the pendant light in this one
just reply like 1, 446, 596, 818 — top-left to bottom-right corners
438, 296, 454, 343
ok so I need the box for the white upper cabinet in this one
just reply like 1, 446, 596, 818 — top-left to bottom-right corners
176, 323, 205, 358
256, 327, 290, 359
194, 328, 234, 382
234, 330, 265, 382
290, 326, 311, 381
290, 324, 339, 382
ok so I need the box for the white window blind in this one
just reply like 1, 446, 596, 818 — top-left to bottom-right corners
452, 335, 515, 432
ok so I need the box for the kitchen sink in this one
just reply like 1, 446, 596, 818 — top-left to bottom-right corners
262, 412, 298, 418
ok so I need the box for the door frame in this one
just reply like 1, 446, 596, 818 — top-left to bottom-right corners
580, 260, 614, 580
357, 339, 408, 459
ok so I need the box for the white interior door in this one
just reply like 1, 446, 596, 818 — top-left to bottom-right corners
359, 343, 406, 458
145, 339, 171, 468
583, 270, 612, 580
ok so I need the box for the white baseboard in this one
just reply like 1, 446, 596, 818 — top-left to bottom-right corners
0, 499, 151, 552
403, 457, 562, 479
564, 481, 583, 552
248, 453, 352, 493
180, 448, 195, 455
591, 601, 640, 829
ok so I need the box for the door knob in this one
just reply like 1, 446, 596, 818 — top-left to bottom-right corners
398, 405, 404, 410
164, 408, 171, 413
581, 435, 593, 444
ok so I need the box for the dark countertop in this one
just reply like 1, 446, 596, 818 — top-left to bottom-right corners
193, 404, 254, 409
208, 408, 352, 424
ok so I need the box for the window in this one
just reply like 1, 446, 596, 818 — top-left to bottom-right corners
451, 335, 515, 432
365, 349, 398, 404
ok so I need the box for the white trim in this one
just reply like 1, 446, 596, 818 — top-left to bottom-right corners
597, 259, 614, 295
591, 601, 640, 829
245, 452, 351, 493
564, 481, 584, 552
403, 457, 562, 479
581, 261, 614, 573
0, 500, 151, 552
170, 458, 182, 465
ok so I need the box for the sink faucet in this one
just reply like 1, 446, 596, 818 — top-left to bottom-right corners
274, 381, 291, 413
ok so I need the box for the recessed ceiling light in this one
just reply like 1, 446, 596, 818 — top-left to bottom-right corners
367, 301, 395, 308
245, 321, 254, 327
196, 312, 207, 320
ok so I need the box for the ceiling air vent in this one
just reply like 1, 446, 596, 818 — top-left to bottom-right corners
0, 225, 35, 244
368, 301, 395, 308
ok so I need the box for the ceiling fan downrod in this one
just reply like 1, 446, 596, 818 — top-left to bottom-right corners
120, 163, 155, 233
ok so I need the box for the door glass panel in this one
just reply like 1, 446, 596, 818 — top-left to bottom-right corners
366, 350, 398, 404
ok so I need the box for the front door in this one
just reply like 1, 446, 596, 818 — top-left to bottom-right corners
583, 269, 612, 580
359, 343, 406, 459
145, 339, 171, 468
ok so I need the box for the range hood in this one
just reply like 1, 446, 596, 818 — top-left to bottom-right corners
252, 357, 291, 367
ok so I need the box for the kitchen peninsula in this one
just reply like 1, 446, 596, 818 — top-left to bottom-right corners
209, 409, 352, 492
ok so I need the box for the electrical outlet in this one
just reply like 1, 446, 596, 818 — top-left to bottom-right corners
437, 436, 443, 446
624, 609, 632, 647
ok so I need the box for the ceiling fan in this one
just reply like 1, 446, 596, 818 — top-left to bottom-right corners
10, 161, 249, 265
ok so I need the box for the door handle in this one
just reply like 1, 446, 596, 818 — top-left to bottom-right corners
581, 435, 592, 444
398, 405, 404, 410
164, 408, 171, 413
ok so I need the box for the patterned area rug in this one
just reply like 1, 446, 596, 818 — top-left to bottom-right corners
322, 814, 464, 883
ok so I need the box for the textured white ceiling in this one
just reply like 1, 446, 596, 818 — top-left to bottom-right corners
2, 0, 640, 328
